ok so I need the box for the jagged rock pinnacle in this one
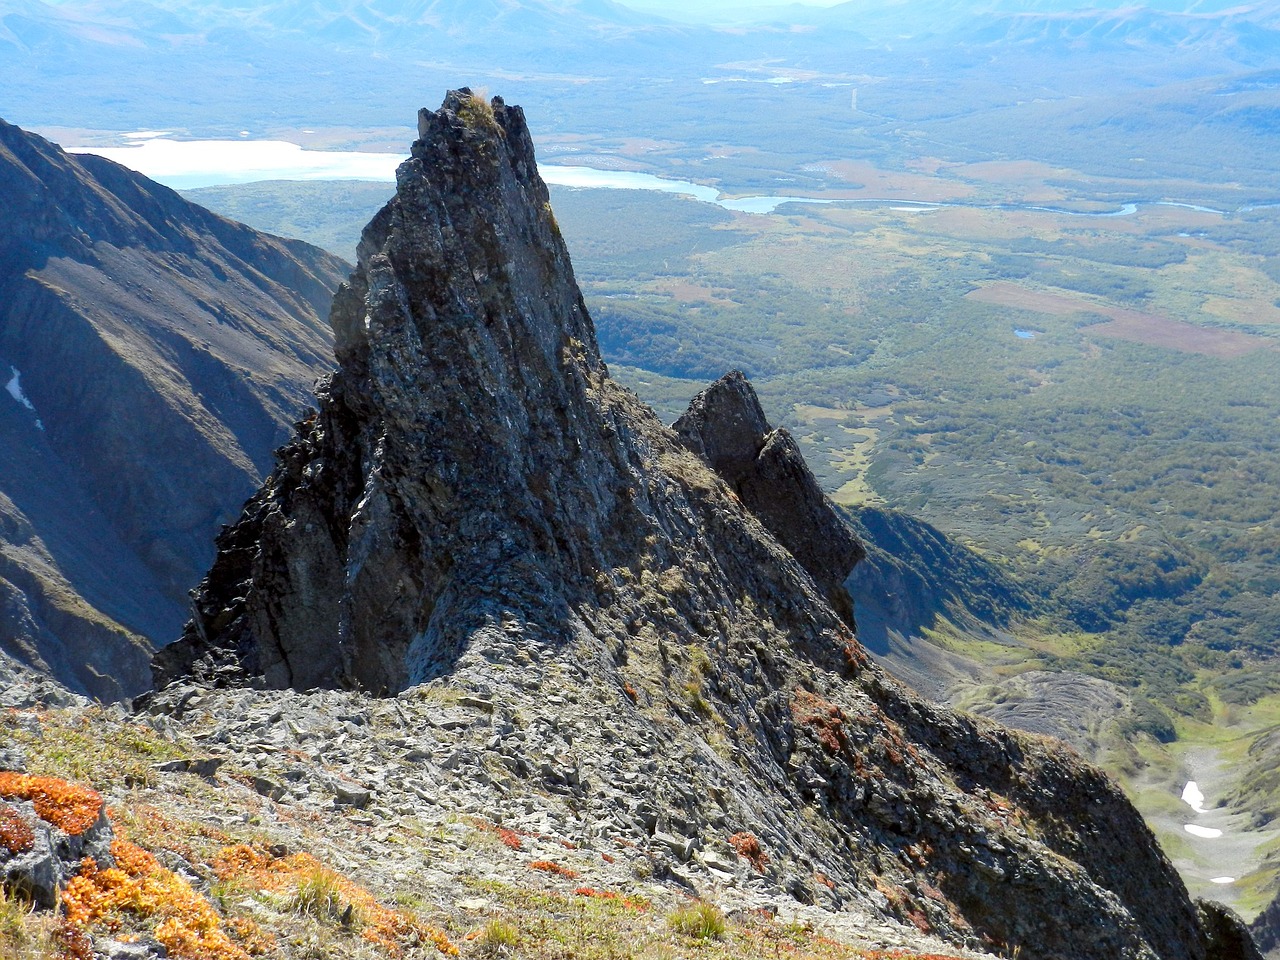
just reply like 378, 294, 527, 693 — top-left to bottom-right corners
674, 370, 864, 629
152, 91, 1256, 960
155, 87, 837, 694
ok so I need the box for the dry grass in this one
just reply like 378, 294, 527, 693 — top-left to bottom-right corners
0, 886, 55, 960
457, 89, 498, 133
1087, 311, 1271, 358
213, 844, 457, 956
966, 281, 1274, 358
1, 708, 186, 790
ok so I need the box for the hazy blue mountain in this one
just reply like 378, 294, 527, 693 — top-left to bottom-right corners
0, 117, 346, 699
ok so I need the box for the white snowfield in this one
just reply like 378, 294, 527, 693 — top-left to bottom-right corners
6, 367, 44, 431
1181, 780, 1207, 814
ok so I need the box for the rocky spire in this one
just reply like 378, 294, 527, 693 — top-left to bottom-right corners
674, 370, 864, 629
153, 90, 1255, 960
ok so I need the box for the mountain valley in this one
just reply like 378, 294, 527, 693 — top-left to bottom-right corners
4, 0, 1280, 955
4, 89, 1263, 960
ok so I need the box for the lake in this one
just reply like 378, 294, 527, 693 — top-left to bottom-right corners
66, 137, 1231, 219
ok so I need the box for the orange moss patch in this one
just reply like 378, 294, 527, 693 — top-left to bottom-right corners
529, 860, 579, 879
0, 802, 35, 853
472, 818, 524, 850
62, 840, 259, 960
792, 691, 847, 755
0, 773, 102, 836
212, 844, 457, 956
728, 832, 768, 873
53, 922, 94, 960
573, 887, 649, 911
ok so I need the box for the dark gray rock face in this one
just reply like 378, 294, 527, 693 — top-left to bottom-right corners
674, 370, 864, 629
1250, 890, 1280, 958
154, 90, 1246, 960
0, 117, 347, 698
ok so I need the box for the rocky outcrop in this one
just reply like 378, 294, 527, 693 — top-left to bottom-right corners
153, 90, 1251, 960
673, 370, 864, 629
0, 749, 115, 910
1250, 892, 1280, 959
0, 118, 347, 698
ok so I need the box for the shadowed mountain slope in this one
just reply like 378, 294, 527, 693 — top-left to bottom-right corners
0, 117, 347, 699
153, 89, 1256, 960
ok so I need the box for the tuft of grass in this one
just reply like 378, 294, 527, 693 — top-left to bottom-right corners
290, 867, 357, 926
667, 900, 726, 940
477, 918, 519, 955
2, 708, 185, 790
0, 886, 53, 960
457, 89, 498, 132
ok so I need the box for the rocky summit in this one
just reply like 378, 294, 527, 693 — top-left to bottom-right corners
0, 118, 346, 700
150, 90, 1254, 959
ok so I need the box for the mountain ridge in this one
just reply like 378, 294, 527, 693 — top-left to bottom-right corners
0, 117, 347, 698
150, 88, 1257, 960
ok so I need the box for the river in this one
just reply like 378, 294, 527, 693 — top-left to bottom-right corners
66, 136, 1240, 218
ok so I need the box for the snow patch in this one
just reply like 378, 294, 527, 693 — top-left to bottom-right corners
1184, 824, 1223, 839
1181, 781, 1207, 813
6, 367, 45, 431
1210, 877, 1236, 884
6, 367, 33, 410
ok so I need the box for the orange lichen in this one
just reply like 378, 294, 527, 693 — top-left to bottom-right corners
212, 844, 457, 957
62, 840, 252, 960
225, 917, 276, 956
573, 887, 649, 911
0, 773, 102, 836
529, 860, 579, 879
728, 832, 769, 873
0, 802, 35, 854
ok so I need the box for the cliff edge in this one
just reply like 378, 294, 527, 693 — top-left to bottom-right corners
153, 90, 1254, 960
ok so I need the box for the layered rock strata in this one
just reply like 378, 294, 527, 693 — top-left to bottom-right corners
153, 90, 1253, 960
